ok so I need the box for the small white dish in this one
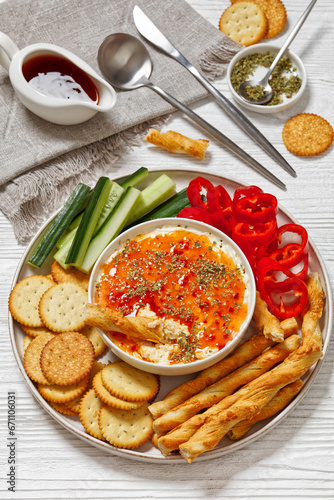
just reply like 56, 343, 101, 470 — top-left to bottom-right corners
0, 32, 117, 125
88, 217, 256, 376
227, 43, 307, 114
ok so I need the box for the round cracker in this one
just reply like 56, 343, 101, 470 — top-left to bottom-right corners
80, 325, 107, 357
39, 282, 87, 332
51, 260, 90, 291
231, 0, 287, 39
79, 389, 105, 440
23, 332, 55, 384
93, 371, 144, 410
51, 401, 78, 416
283, 113, 334, 156
23, 334, 34, 352
21, 324, 54, 338
38, 374, 89, 403
219, 1, 268, 46
101, 362, 159, 402
98, 402, 153, 449
65, 361, 107, 413
9, 275, 55, 327
40, 332, 95, 386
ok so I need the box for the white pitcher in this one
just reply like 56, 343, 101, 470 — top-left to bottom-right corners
0, 32, 117, 125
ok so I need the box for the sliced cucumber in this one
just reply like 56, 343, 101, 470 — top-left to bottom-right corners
119, 167, 148, 189
66, 177, 112, 266
28, 183, 90, 268
127, 188, 190, 227
126, 174, 176, 225
53, 229, 76, 269
93, 181, 124, 233
77, 186, 141, 274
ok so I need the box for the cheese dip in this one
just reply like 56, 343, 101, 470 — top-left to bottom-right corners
95, 226, 250, 365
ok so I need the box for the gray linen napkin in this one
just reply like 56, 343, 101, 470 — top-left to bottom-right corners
0, 0, 240, 242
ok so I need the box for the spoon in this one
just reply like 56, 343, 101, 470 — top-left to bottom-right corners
97, 33, 286, 190
238, 0, 317, 105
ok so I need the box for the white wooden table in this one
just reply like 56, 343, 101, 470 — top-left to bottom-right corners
1, 0, 333, 498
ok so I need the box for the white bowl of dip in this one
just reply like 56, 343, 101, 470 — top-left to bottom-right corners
88, 218, 256, 376
227, 43, 307, 114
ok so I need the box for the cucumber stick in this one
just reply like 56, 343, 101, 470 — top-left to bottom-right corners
66, 177, 112, 266
77, 186, 141, 274
129, 188, 190, 225
53, 229, 76, 269
28, 183, 90, 268
57, 181, 124, 249
119, 167, 148, 189
126, 174, 176, 225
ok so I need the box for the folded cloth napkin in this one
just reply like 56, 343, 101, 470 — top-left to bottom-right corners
0, 0, 239, 243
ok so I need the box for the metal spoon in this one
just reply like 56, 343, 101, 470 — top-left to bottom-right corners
97, 33, 286, 190
238, 0, 317, 105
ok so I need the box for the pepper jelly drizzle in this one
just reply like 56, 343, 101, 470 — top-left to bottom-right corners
96, 230, 248, 363
22, 54, 99, 103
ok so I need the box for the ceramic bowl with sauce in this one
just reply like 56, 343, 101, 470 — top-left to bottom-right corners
226, 43, 307, 114
88, 218, 256, 376
0, 32, 117, 125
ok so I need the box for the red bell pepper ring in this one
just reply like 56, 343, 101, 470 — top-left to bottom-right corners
232, 185, 263, 210
269, 224, 309, 268
232, 219, 277, 251
207, 185, 234, 234
256, 257, 308, 320
186, 177, 214, 209
264, 253, 309, 292
234, 192, 278, 224
177, 206, 213, 225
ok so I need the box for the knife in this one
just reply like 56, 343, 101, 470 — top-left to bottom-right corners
133, 5, 296, 178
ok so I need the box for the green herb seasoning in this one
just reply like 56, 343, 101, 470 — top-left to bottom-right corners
231, 52, 302, 106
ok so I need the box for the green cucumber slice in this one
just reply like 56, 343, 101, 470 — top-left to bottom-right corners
28, 183, 90, 268
126, 174, 176, 225
119, 167, 148, 189
76, 186, 141, 274
66, 177, 112, 266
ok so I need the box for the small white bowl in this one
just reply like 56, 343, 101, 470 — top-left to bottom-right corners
227, 43, 307, 114
88, 218, 256, 376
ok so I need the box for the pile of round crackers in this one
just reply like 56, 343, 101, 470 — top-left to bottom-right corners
9, 261, 159, 450
219, 0, 287, 46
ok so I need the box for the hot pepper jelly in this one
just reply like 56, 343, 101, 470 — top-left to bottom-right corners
95, 227, 250, 365
22, 54, 99, 103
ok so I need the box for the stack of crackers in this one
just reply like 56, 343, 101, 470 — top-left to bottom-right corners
9, 261, 159, 450
219, 0, 287, 46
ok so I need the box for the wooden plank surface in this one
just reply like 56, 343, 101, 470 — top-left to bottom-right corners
1, 0, 333, 498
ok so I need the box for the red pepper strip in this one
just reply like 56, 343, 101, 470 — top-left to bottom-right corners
234, 192, 278, 224
177, 206, 213, 225
232, 219, 277, 251
232, 185, 263, 210
207, 185, 234, 234
256, 257, 308, 320
186, 176, 214, 209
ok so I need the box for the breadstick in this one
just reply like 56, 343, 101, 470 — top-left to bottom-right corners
179, 334, 322, 463
254, 291, 284, 342
149, 317, 298, 420
84, 303, 164, 343
301, 273, 325, 347
153, 334, 300, 434
177, 274, 324, 462
144, 129, 209, 160
227, 379, 303, 440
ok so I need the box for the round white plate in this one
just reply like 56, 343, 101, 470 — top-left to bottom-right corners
8, 168, 333, 463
